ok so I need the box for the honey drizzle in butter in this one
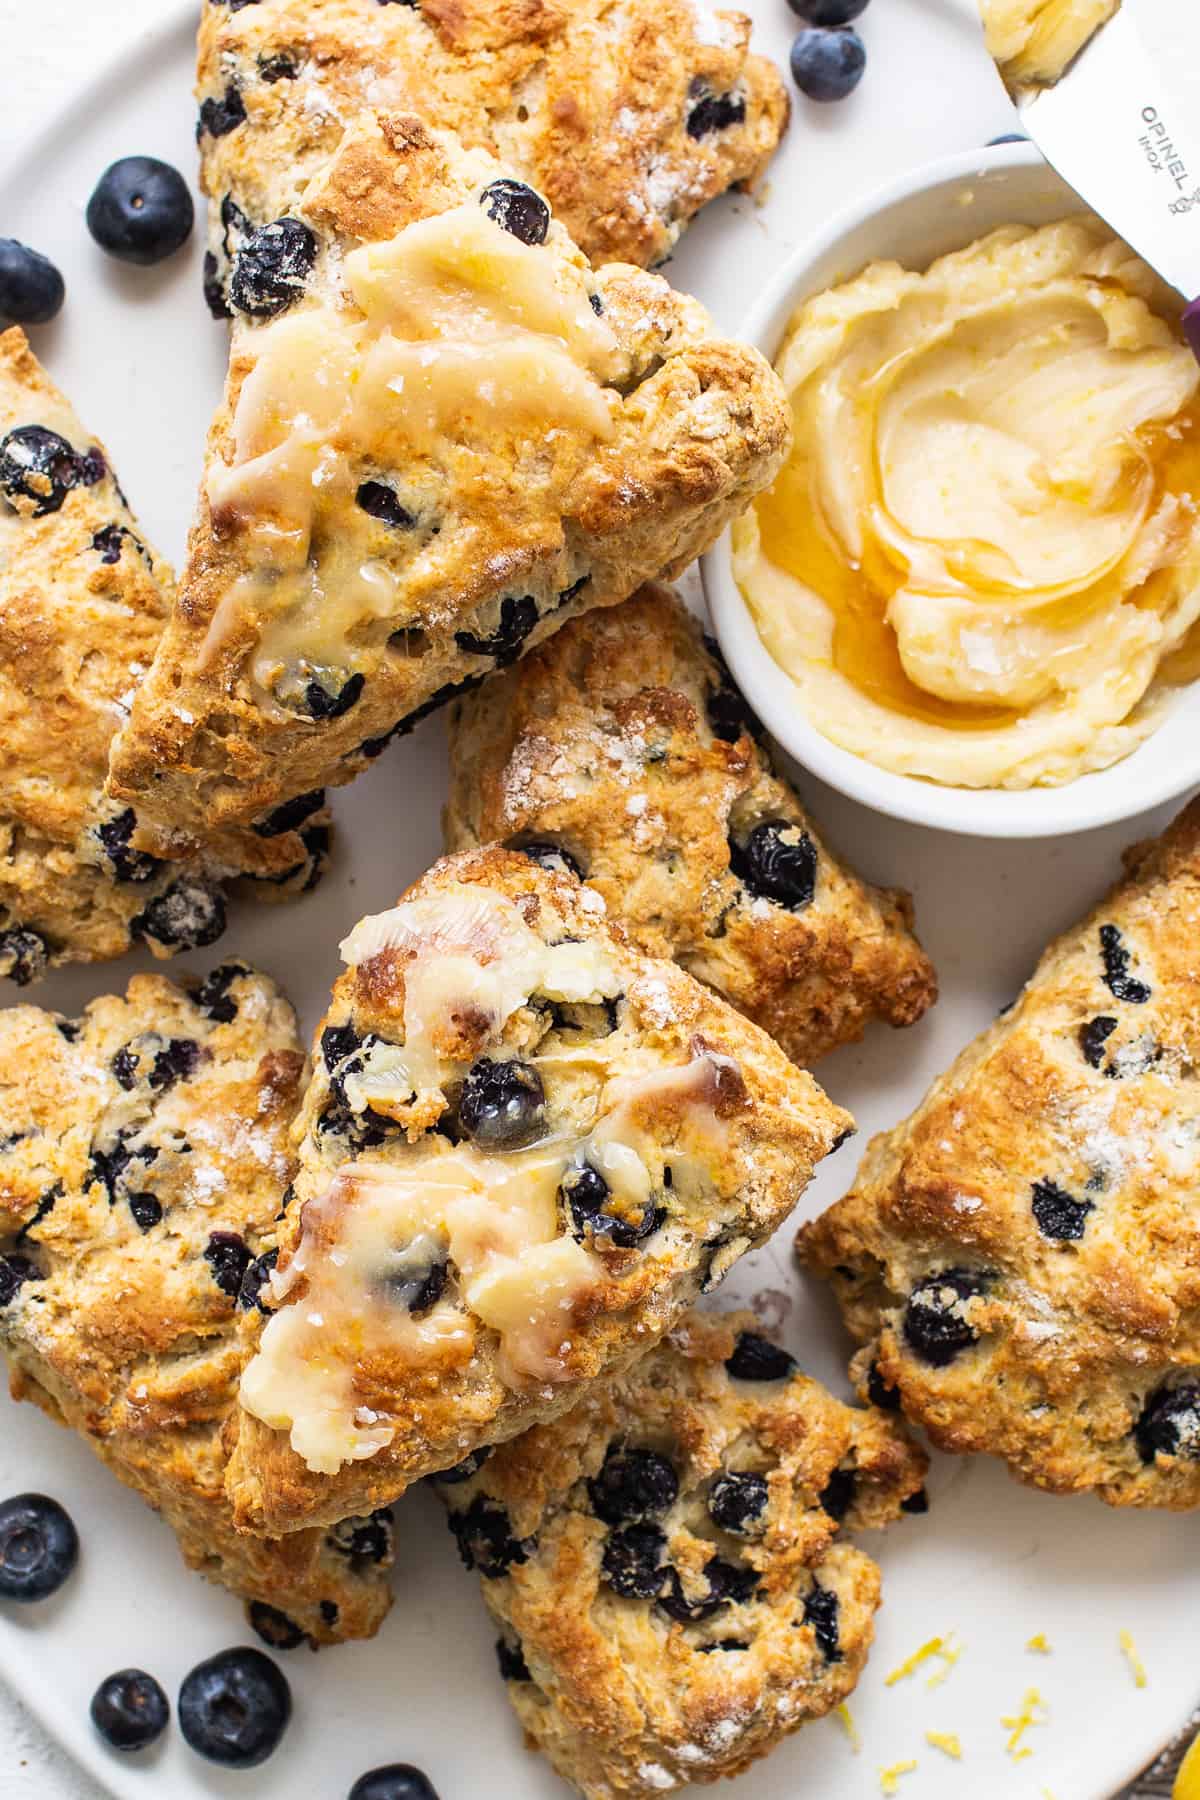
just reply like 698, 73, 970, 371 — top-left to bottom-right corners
753, 406, 1200, 731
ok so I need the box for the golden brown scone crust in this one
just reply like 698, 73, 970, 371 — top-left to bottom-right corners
0, 328, 328, 982
226, 847, 849, 1535
444, 585, 936, 1065
798, 798, 1200, 1510
0, 965, 393, 1644
196, 0, 787, 286
106, 113, 791, 846
438, 1309, 926, 1799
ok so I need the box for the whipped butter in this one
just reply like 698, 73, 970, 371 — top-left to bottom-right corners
980, 0, 1118, 92
734, 218, 1200, 789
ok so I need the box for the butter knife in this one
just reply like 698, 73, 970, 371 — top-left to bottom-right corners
1004, 1, 1200, 359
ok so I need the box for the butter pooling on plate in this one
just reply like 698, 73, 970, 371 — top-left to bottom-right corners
733, 217, 1200, 790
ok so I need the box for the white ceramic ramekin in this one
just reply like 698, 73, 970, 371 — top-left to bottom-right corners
701, 141, 1200, 839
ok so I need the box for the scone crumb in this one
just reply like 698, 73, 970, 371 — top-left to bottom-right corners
835, 1704, 861, 1752
925, 1729, 962, 1759
1001, 1688, 1048, 1759
1025, 1633, 1052, 1655
878, 1759, 918, 1794
886, 1634, 961, 1690
1119, 1630, 1148, 1688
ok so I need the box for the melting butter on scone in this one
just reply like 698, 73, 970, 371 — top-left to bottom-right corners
227, 848, 849, 1535
0, 965, 394, 1645
196, 0, 788, 296
105, 112, 791, 849
798, 798, 1200, 1509
435, 1309, 927, 1799
444, 585, 936, 1065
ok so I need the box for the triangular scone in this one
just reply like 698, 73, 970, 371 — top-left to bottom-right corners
196, 0, 788, 302
227, 848, 849, 1535
436, 1310, 927, 1799
799, 799, 1200, 1510
106, 112, 791, 847
0, 328, 327, 985
0, 965, 394, 1645
445, 585, 937, 1066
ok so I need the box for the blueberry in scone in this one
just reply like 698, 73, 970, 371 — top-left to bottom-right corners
798, 798, 1200, 1508
226, 847, 850, 1535
106, 114, 792, 849
437, 1310, 926, 1799
195, 0, 788, 303
0, 328, 327, 981
445, 586, 936, 1066
0, 966, 394, 1643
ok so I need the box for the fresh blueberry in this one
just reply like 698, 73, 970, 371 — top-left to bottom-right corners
801, 1580, 841, 1660
248, 1602, 309, 1651
789, 26, 866, 101
0, 927, 50, 986
561, 1163, 663, 1249
428, 1447, 492, 1486
1099, 924, 1151, 1004
457, 1058, 545, 1148
90, 1669, 169, 1751
238, 1249, 279, 1313
348, 1768, 440, 1800
708, 1470, 768, 1534
178, 1647, 291, 1768
685, 83, 747, 138
479, 180, 550, 246
0, 426, 104, 517
94, 809, 161, 884
205, 1231, 252, 1298
706, 676, 764, 746
86, 158, 194, 267
787, 0, 867, 19
0, 1494, 78, 1601
510, 840, 584, 881
1134, 1385, 1200, 1464
356, 480, 415, 530
600, 1523, 667, 1599
988, 131, 1027, 144
447, 1497, 531, 1578
588, 1446, 678, 1525
194, 961, 248, 1024
1079, 1015, 1119, 1069
198, 86, 247, 139
133, 878, 226, 952
902, 1269, 987, 1367
1030, 1178, 1092, 1243
730, 820, 817, 910
327, 1509, 395, 1568
455, 594, 539, 666
495, 1637, 531, 1682
0, 240, 64, 326
253, 789, 326, 838
725, 1331, 797, 1383
659, 1556, 758, 1622
818, 1467, 857, 1524
230, 217, 317, 316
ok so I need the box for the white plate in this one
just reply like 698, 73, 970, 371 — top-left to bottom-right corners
1, 6, 1198, 1799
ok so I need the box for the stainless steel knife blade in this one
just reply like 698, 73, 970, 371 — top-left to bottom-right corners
1014, 2, 1200, 309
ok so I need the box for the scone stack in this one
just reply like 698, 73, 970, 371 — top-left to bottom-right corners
0, 2, 956, 1793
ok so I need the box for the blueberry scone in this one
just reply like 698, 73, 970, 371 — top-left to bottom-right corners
0, 965, 394, 1644
438, 1309, 927, 1799
445, 585, 936, 1066
106, 112, 791, 848
226, 847, 850, 1535
0, 328, 327, 984
196, 0, 788, 302
798, 799, 1200, 1510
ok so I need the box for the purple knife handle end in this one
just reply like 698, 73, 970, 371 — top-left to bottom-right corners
1185, 297, 1200, 366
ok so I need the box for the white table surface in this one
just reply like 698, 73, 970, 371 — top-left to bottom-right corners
0, 3, 1197, 1797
